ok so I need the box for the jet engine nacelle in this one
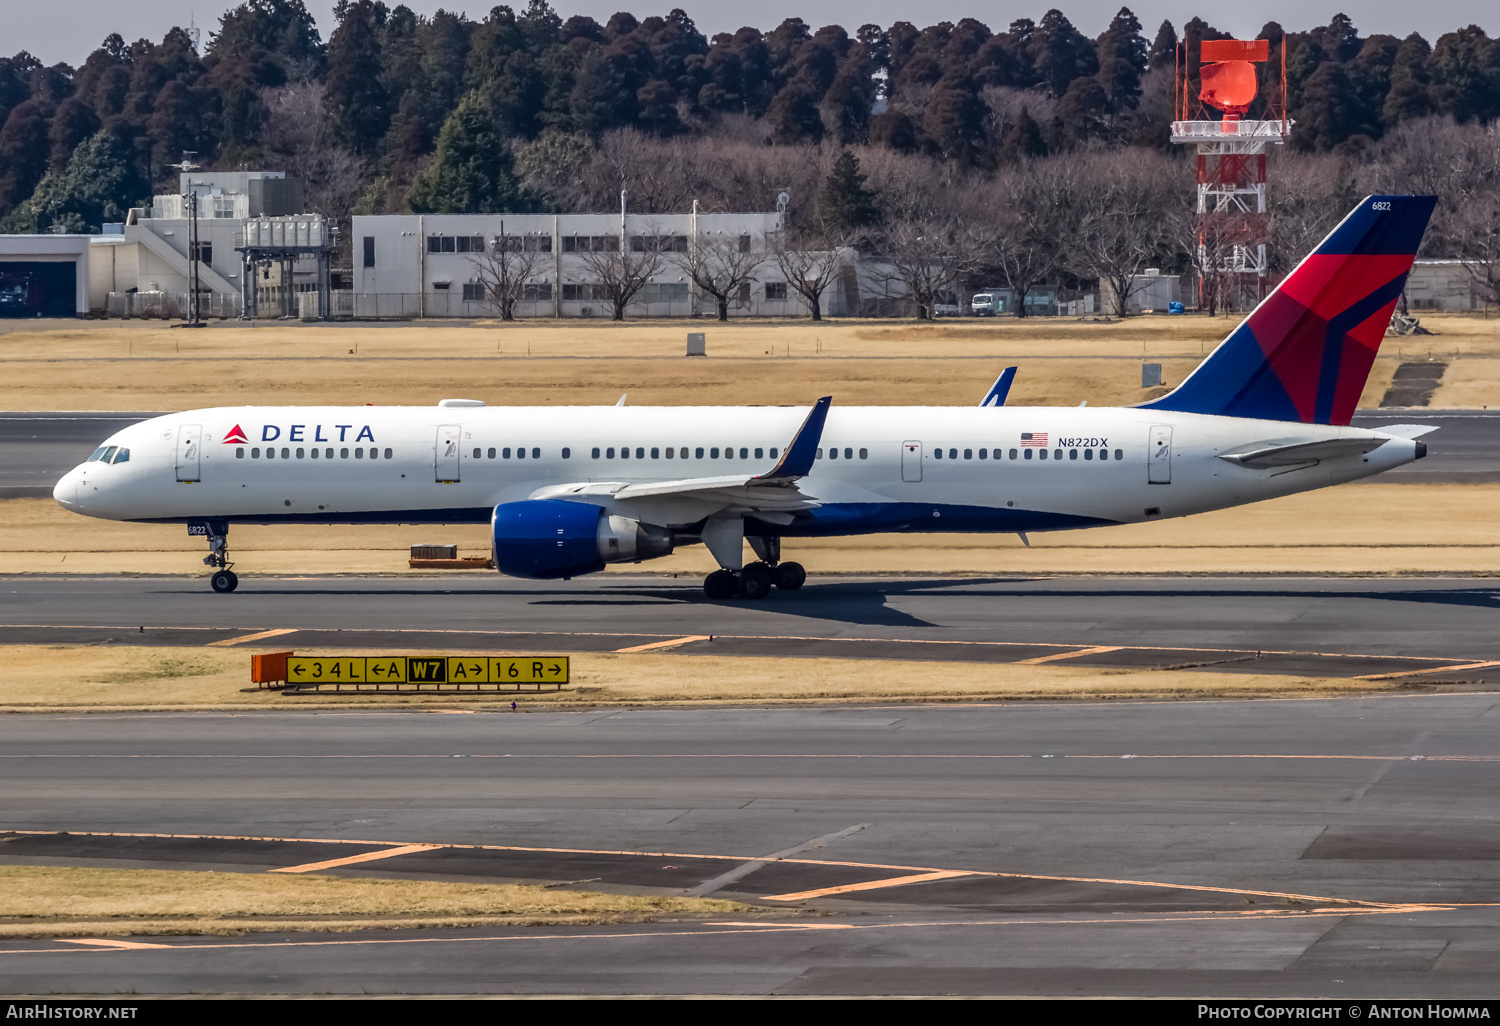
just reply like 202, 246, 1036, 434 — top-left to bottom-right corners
491, 499, 674, 579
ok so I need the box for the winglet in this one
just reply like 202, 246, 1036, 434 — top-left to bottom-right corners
980, 367, 1016, 407
756, 396, 832, 482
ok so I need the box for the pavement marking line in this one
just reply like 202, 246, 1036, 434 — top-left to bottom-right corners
268, 843, 442, 874
762, 869, 977, 902
1353, 660, 1500, 680
0, 906, 1465, 958
688, 824, 867, 897
55, 938, 171, 950
0, 828, 1402, 909
2, 622, 1475, 668
613, 635, 712, 653
205, 628, 298, 648
1015, 646, 1125, 666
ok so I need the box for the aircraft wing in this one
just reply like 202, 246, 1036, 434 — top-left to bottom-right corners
529, 396, 833, 525
1218, 436, 1389, 468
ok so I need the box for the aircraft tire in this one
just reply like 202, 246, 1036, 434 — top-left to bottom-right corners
773, 561, 806, 591
703, 569, 737, 600
737, 564, 773, 600
210, 570, 238, 593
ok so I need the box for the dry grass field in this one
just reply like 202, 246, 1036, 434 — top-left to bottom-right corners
0, 643, 1395, 714
0, 865, 752, 937
1, 313, 1494, 410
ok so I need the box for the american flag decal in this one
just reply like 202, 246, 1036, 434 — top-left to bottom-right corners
1020, 432, 1048, 447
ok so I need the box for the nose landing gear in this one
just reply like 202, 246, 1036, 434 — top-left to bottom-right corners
192, 519, 238, 593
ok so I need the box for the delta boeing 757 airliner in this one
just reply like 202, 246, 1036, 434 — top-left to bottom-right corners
55, 195, 1438, 599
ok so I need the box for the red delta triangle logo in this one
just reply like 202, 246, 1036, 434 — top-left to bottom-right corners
223, 424, 249, 444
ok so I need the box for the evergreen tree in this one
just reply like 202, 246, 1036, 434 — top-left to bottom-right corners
997, 108, 1048, 163
208, 0, 325, 79
324, 0, 391, 155
816, 150, 878, 232
48, 98, 101, 170
923, 74, 987, 165
1384, 33, 1434, 127
0, 98, 54, 216
2, 129, 147, 233
1033, 9, 1098, 97
1095, 7, 1148, 117
820, 43, 876, 145
766, 80, 823, 144
1057, 76, 1109, 145
1147, 20, 1177, 70
406, 92, 529, 213
1431, 27, 1500, 124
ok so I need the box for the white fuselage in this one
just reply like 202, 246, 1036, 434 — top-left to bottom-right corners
54, 404, 1422, 538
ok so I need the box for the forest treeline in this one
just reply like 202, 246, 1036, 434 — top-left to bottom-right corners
2, 0, 1499, 228
1, 0, 1498, 312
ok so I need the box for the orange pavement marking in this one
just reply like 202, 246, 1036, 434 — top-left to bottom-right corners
56, 938, 171, 949
205, 628, 298, 648
614, 635, 712, 653
1015, 645, 1124, 666
1353, 660, 1500, 680
268, 843, 442, 874
762, 870, 977, 902
0, 828, 1404, 909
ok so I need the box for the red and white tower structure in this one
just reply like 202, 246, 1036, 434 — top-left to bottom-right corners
1172, 38, 1291, 311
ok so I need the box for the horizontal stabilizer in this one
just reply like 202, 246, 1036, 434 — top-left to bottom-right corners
1374, 423, 1438, 439
1218, 436, 1388, 469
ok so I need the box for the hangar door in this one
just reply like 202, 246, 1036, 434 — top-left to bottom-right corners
0, 261, 77, 318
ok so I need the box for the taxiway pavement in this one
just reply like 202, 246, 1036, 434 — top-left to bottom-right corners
3, 573, 1499, 682
1, 695, 1497, 996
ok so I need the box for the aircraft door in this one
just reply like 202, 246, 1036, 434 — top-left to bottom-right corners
901, 440, 922, 482
1148, 425, 1172, 484
435, 424, 461, 483
176, 424, 202, 482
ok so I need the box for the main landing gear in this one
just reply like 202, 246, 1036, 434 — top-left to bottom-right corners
701, 536, 806, 600
202, 522, 238, 593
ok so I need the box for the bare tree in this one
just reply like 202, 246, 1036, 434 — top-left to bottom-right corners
675, 230, 767, 321
871, 216, 983, 320
976, 163, 1082, 318
470, 221, 549, 321
259, 83, 368, 259
768, 228, 854, 321
1072, 153, 1179, 317
575, 223, 668, 321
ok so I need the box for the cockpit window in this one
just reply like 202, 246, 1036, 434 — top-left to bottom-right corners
109, 447, 129, 464
99, 446, 118, 463
87, 446, 108, 462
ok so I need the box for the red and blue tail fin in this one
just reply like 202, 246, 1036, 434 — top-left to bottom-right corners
1141, 195, 1436, 425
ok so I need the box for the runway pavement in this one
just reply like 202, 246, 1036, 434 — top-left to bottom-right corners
3, 573, 1499, 682
0, 410, 1496, 499
1, 695, 1497, 996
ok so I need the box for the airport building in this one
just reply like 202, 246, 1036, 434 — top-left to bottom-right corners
350, 210, 864, 319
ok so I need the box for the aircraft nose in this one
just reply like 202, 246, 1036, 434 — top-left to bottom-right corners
53, 468, 80, 512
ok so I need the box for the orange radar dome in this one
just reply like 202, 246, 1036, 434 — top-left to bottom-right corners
1197, 39, 1269, 117
1200, 60, 1259, 114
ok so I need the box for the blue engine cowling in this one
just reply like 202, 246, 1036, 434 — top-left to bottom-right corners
491, 500, 674, 579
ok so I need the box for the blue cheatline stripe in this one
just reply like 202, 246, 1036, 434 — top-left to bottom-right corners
135, 502, 1120, 536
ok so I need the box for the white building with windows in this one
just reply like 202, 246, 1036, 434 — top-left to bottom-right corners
352, 210, 845, 319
